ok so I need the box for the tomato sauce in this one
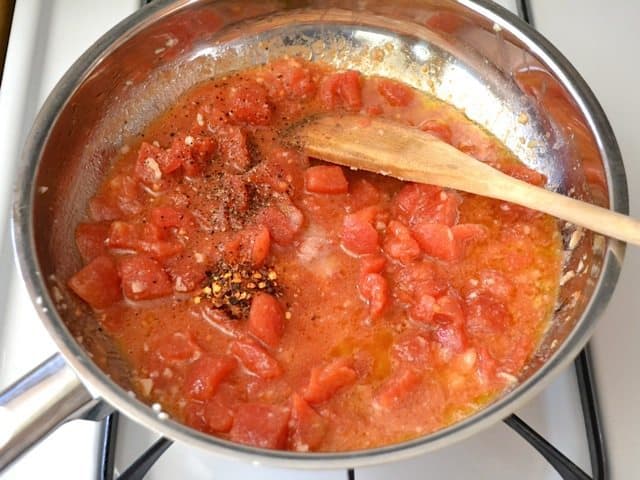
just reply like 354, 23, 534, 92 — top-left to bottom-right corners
68, 58, 561, 452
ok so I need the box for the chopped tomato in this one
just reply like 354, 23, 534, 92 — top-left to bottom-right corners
393, 260, 442, 304
418, 119, 453, 144
257, 199, 304, 245
214, 124, 251, 173
190, 135, 217, 163
251, 225, 271, 267
412, 223, 459, 261
248, 292, 285, 348
135, 142, 166, 184
349, 178, 380, 210
165, 255, 207, 293
341, 209, 380, 255
118, 255, 173, 300
358, 272, 389, 318
184, 355, 236, 401
303, 358, 358, 404
184, 402, 208, 432
68, 255, 122, 309
304, 165, 349, 194
229, 403, 290, 449
377, 79, 414, 107
392, 183, 459, 227
409, 294, 436, 325
319, 70, 363, 111
75, 223, 109, 262
264, 58, 316, 100
231, 338, 282, 379
359, 254, 386, 274
150, 206, 192, 229
107, 221, 148, 251
203, 397, 234, 433
375, 369, 421, 408
158, 138, 188, 175
227, 80, 272, 125
384, 220, 421, 263
107, 221, 183, 259
290, 393, 327, 451
452, 224, 488, 258
154, 332, 201, 364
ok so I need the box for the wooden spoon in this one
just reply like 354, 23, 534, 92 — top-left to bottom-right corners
289, 114, 639, 245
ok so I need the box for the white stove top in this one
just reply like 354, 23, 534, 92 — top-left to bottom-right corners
0, 1, 637, 479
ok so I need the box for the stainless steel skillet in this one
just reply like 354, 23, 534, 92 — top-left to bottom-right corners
0, 0, 627, 472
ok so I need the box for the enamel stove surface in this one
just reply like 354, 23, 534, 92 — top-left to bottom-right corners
0, 1, 637, 479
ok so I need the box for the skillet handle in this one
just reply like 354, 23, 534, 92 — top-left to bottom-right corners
0, 353, 97, 472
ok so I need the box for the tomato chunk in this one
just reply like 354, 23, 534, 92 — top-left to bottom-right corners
359, 254, 386, 274
75, 223, 109, 262
108, 221, 183, 259
231, 338, 282, 379
304, 165, 349, 194
349, 178, 380, 210
251, 225, 271, 267
248, 293, 285, 348
184, 355, 236, 401
304, 358, 358, 404
384, 220, 421, 264
392, 183, 459, 227
412, 223, 459, 261
377, 79, 414, 107
203, 397, 234, 433
375, 369, 422, 408
230, 403, 290, 449
319, 70, 363, 111
68, 255, 122, 309
118, 255, 173, 300
135, 142, 165, 184
227, 80, 272, 125
150, 206, 190, 229
258, 199, 304, 246
214, 124, 251, 173
341, 208, 380, 255
358, 272, 389, 318
164, 255, 207, 293
409, 294, 436, 325
290, 393, 327, 451
264, 58, 317, 100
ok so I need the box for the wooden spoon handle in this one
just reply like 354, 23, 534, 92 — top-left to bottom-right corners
292, 115, 638, 245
